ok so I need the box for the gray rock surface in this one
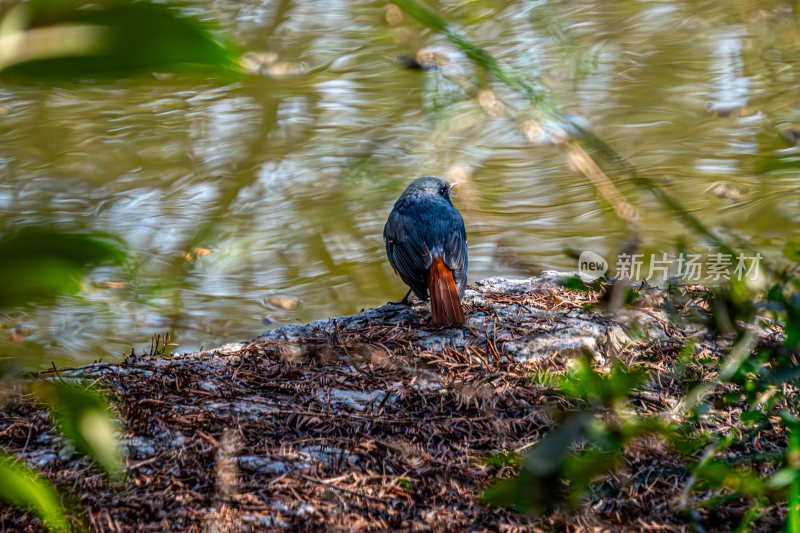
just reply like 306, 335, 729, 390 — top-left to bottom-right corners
2, 272, 723, 531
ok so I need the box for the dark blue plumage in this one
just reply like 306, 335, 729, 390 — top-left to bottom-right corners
384, 177, 468, 324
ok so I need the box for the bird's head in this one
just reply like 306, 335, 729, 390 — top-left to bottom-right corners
401, 176, 457, 203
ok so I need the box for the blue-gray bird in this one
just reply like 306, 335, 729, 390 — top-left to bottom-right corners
384, 176, 468, 325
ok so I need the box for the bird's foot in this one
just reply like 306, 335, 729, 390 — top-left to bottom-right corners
389, 289, 414, 306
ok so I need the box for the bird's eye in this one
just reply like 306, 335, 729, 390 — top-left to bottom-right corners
439, 185, 447, 196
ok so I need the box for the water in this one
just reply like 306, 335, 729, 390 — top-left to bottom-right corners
1, 0, 799, 367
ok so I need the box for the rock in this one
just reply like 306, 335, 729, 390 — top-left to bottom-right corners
1, 273, 747, 531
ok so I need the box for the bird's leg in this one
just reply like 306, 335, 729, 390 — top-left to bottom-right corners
389, 289, 413, 305
401, 289, 414, 305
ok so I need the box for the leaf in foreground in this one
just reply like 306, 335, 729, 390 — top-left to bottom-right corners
0, 0, 238, 79
786, 423, 800, 533
36, 381, 125, 482
0, 226, 126, 308
0, 452, 69, 531
481, 412, 593, 514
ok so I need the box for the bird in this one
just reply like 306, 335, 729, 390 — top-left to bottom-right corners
384, 176, 468, 325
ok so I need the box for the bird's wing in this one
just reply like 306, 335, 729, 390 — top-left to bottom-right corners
443, 220, 468, 298
384, 210, 432, 298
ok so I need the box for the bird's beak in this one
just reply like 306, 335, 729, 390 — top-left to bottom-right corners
448, 182, 458, 190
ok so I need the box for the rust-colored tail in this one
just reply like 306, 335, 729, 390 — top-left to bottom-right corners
426, 257, 465, 325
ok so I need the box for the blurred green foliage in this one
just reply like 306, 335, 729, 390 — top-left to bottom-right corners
0, 0, 241, 527
788, 423, 800, 532
768, 281, 800, 350
553, 358, 648, 407
35, 381, 125, 481
392, 1, 800, 527
484, 358, 667, 514
0, 226, 127, 528
0, 0, 239, 79
0, 0, 796, 530
0, 452, 69, 532
483, 246, 800, 530
0, 227, 126, 308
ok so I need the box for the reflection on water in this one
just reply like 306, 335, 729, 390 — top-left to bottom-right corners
1, 0, 799, 367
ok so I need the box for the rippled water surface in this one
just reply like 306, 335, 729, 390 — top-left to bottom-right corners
2, 0, 800, 366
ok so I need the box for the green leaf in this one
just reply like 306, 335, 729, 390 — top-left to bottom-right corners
561, 276, 589, 291
481, 412, 593, 515
623, 286, 641, 306
694, 461, 766, 499
0, 0, 238, 80
556, 358, 647, 405
735, 502, 764, 533
554, 357, 604, 401
787, 425, 800, 533
739, 409, 767, 426
481, 450, 522, 468
0, 226, 126, 308
36, 382, 124, 481
767, 284, 788, 311
561, 448, 619, 506
0, 452, 69, 531
522, 413, 593, 476
480, 472, 537, 513
390, 0, 448, 33
767, 468, 795, 490
786, 298, 800, 350
607, 363, 648, 400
